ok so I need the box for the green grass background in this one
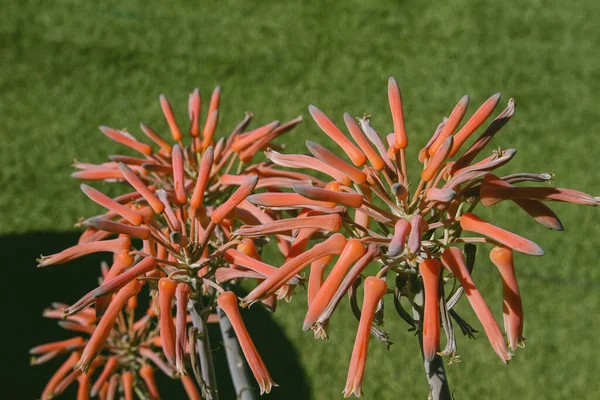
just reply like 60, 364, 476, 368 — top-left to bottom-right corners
2, 0, 600, 398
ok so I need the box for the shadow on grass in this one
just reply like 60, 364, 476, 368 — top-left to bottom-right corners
3, 231, 311, 399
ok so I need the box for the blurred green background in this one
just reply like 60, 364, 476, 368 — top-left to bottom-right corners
2, 0, 599, 398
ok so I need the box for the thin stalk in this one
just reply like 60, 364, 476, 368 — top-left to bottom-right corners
217, 306, 256, 400
190, 298, 219, 400
412, 289, 452, 400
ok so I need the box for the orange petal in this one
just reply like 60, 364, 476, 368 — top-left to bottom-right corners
303, 239, 366, 330
441, 247, 511, 362
388, 77, 408, 149
460, 212, 544, 256
343, 276, 387, 398
232, 121, 279, 152
188, 88, 202, 137
388, 219, 411, 257
246, 192, 336, 210
480, 185, 598, 207
242, 234, 347, 304
344, 113, 385, 170
190, 146, 214, 209
309, 105, 366, 166
160, 94, 183, 142
99, 126, 152, 156
428, 95, 469, 157
449, 92, 501, 157
490, 246, 524, 351
118, 163, 164, 213
37, 237, 130, 267
306, 141, 366, 184
421, 136, 453, 181
218, 291, 277, 394
293, 184, 364, 208
210, 176, 258, 224
140, 123, 172, 155
158, 278, 177, 365
171, 144, 187, 204
81, 184, 143, 225
419, 259, 442, 362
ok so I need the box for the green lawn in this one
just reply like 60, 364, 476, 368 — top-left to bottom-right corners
2, 0, 600, 398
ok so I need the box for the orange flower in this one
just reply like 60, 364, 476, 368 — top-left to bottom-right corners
29, 337, 85, 355
158, 278, 177, 365
343, 276, 387, 398
388, 219, 411, 257
242, 233, 347, 305
293, 184, 364, 208
344, 113, 385, 170
424, 188, 456, 203
481, 174, 563, 230
441, 247, 511, 362
37, 237, 130, 267
175, 283, 191, 375
421, 136, 452, 181
223, 249, 299, 284
118, 162, 164, 213
218, 291, 277, 394
309, 105, 366, 166
303, 239, 366, 331
481, 185, 599, 207
407, 215, 428, 255
460, 212, 544, 256
428, 95, 469, 157
448, 92, 501, 157
99, 126, 153, 156
246, 192, 337, 211
76, 280, 142, 371
139, 122, 173, 155
188, 88, 202, 138
306, 141, 367, 184
160, 94, 183, 142
171, 144, 188, 204
90, 356, 119, 397
121, 370, 134, 400
232, 120, 279, 152
308, 255, 333, 305
140, 363, 161, 400
266, 149, 350, 185
181, 374, 203, 400
388, 77, 408, 149
80, 184, 143, 225
210, 175, 258, 224
235, 214, 342, 237
419, 259, 442, 362
87, 218, 152, 240
490, 246, 525, 350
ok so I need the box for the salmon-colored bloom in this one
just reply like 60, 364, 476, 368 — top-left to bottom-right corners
428, 95, 469, 157
218, 291, 278, 394
80, 184, 143, 225
232, 120, 279, 152
388, 219, 411, 257
344, 113, 386, 170
293, 184, 364, 208
246, 192, 337, 211
160, 94, 183, 142
158, 278, 177, 365
87, 218, 152, 240
343, 276, 387, 398
37, 237, 130, 267
460, 212, 544, 256
175, 283, 191, 375
171, 144, 188, 204
419, 259, 442, 362
481, 185, 599, 207
388, 77, 408, 149
99, 126, 153, 156
266, 149, 350, 184
449, 92, 501, 157
210, 175, 258, 223
242, 233, 347, 305
490, 246, 525, 350
441, 247, 511, 362
309, 105, 367, 166
306, 141, 367, 184
482, 174, 563, 230
407, 215, 428, 255
118, 162, 165, 213
304, 239, 366, 330
235, 214, 342, 237
90, 356, 118, 397
140, 364, 161, 400
421, 136, 453, 181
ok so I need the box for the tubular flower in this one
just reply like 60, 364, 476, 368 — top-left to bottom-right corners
490, 246, 525, 350
243, 77, 598, 395
32, 269, 175, 399
343, 276, 388, 398
218, 291, 277, 394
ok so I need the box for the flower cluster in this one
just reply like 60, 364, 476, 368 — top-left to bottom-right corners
30, 271, 191, 400
34, 80, 599, 399
232, 78, 599, 397
36, 87, 308, 398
